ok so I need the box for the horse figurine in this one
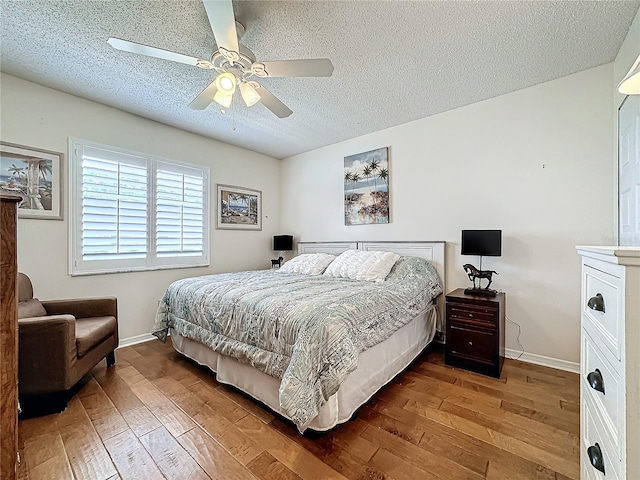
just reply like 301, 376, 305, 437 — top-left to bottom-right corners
271, 256, 284, 268
463, 264, 498, 290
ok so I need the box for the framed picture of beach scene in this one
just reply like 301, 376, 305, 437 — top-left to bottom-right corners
216, 184, 262, 230
344, 146, 389, 225
0, 142, 64, 220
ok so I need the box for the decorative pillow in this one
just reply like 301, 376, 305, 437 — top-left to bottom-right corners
276, 253, 336, 275
18, 298, 47, 319
323, 250, 401, 283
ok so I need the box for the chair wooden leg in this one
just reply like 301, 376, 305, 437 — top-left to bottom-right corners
106, 351, 116, 367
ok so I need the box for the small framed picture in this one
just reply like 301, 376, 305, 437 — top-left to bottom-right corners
216, 184, 262, 230
0, 142, 64, 220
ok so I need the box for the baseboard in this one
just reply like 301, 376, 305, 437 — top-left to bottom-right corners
118, 333, 156, 348
505, 348, 579, 374
117, 334, 579, 373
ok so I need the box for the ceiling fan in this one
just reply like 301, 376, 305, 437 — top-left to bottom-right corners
107, 0, 334, 118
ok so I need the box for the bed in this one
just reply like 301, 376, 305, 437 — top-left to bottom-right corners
153, 241, 445, 432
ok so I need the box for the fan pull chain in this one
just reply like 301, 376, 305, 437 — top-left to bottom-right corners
220, 93, 237, 131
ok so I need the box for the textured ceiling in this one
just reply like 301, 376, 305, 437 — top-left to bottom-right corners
1, 1, 639, 159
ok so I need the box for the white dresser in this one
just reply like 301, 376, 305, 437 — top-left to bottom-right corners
577, 246, 640, 480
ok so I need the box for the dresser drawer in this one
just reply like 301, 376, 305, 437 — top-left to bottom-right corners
582, 394, 621, 480
447, 303, 498, 329
581, 331, 622, 455
582, 265, 622, 362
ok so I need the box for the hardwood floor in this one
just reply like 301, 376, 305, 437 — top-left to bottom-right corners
18, 339, 580, 480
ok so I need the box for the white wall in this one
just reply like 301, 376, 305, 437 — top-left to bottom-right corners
0, 73, 281, 342
280, 64, 614, 364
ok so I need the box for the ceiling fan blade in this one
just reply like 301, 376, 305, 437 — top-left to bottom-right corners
202, 0, 239, 59
254, 85, 293, 118
189, 80, 219, 110
107, 38, 212, 68
254, 59, 334, 78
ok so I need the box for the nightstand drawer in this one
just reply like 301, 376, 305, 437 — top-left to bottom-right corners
447, 324, 496, 365
447, 304, 498, 329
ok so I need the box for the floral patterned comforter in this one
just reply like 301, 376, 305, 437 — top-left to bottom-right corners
152, 256, 442, 430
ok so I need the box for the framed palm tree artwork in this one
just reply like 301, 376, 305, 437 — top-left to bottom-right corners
216, 184, 262, 230
344, 147, 389, 225
0, 142, 63, 220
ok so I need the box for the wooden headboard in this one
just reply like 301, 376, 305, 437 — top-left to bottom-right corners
297, 241, 357, 256
298, 241, 446, 333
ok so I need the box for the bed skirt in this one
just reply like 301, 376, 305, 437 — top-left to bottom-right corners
171, 304, 438, 431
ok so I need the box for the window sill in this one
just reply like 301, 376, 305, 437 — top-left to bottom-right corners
69, 262, 210, 277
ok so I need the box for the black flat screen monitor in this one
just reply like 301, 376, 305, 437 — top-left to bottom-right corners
461, 230, 502, 256
273, 235, 293, 251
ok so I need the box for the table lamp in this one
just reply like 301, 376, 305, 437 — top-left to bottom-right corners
461, 229, 501, 296
272, 235, 293, 268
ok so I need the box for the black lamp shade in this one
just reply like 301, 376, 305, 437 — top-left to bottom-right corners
461, 230, 502, 256
273, 235, 293, 251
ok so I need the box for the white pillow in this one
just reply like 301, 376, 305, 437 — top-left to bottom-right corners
323, 250, 400, 283
276, 253, 336, 275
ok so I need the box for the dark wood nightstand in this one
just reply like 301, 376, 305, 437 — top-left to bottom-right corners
445, 288, 505, 378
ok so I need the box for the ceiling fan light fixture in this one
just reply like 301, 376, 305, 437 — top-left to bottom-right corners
213, 90, 233, 108
239, 82, 261, 107
108, 0, 334, 119
215, 72, 236, 95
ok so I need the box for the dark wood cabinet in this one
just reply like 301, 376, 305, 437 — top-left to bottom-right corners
0, 195, 20, 480
445, 288, 505, 378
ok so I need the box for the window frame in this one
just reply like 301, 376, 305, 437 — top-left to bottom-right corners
69, 137, 210, 276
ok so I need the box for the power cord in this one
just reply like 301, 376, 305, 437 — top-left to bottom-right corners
506, 314, 525, 360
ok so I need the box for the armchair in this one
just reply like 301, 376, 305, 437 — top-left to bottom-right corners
17, 273, 118, 403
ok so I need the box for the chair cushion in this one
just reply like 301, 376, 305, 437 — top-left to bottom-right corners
75, 316, 117, 357
18, 298, 47, 319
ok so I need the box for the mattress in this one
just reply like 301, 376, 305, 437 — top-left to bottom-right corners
171, 303, 438, 431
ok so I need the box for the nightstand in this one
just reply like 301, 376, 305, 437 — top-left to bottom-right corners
445, 288, 505, 378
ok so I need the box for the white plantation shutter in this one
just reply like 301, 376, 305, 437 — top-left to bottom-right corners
81, 147, 148, 262
155, 163, 205, 262
70, 139, 209, 275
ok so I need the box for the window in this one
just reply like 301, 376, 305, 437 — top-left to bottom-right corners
69, 138, 209, 275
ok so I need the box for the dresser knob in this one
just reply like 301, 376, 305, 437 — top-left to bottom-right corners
468, 341, 473, 346
587, 443, 605, 474
587, 293, 605, 313
587, 369, 605, 394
